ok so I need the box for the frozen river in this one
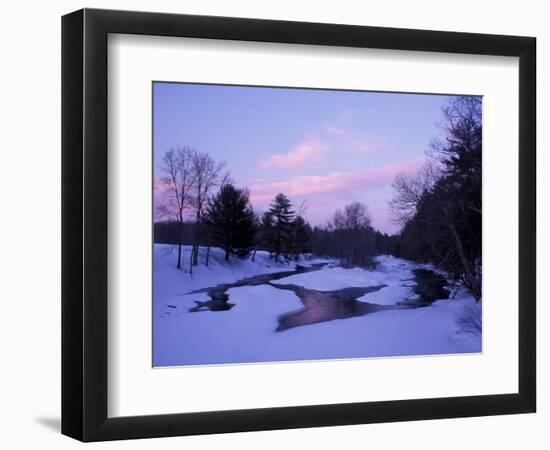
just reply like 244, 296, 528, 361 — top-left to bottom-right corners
153, 245, 481, 367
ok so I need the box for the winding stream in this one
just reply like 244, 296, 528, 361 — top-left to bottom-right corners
180, 263, 450, 331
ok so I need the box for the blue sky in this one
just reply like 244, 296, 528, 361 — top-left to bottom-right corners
153, 82, 450, 234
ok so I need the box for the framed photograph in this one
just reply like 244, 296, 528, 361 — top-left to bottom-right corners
62, 8, 536, 441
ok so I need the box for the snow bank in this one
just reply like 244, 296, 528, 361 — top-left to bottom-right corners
153, 246, 481, 367
272, 266, 385, 290
273, 255, 417, 304
154, 244, 330, 298
357, 285, 415, 306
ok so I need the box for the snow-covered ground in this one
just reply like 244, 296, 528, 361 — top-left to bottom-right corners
153, 244, 330, 298
273, 255, 418, 296
153, 245, 481, 367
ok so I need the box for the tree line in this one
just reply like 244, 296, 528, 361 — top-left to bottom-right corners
157, 148, 394, 270
389, 96, 482, 300
310, 203, 396, 268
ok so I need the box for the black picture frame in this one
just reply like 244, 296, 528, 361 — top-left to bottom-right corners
61, 8, 536, 442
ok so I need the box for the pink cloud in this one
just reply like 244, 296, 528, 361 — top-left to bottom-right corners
258, 126, 386, 174
258, 135, 328, 170
249, 159, 424, 204
153, 177, 170, 220
258, 124, 387, 172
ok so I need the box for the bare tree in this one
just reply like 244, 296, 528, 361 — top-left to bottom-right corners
189, 150, 228, 270
328, 202, 374, 268
389, 161, 442, 225
157, 147, 196, 270
332, 202, 372, 231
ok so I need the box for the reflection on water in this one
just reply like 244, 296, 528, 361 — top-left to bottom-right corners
274, 284, 393, 331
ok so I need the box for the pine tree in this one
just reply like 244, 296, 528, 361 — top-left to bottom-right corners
266, 193, 295, 262
204, 184, 256, 261
291, 216, 312, 260
392, 96, 482, 299
253, 211, 274, 260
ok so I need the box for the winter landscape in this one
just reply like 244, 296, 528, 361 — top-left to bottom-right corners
153, 83, 482, 367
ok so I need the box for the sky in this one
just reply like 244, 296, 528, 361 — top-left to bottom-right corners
153, 82, 450, 235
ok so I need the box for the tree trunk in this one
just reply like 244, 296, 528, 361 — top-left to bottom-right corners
195, 245, 199, 266
205, 246, 211, 267
189, 246, 193, 275
225, 248, 230, 261
447, 223, 481, 300
176, 220, 183, 270
251, 248, 257, 262
192, 244, 199, 266
193, 212, 201, 266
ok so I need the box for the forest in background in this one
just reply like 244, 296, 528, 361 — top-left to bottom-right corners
154, 96, 482, 300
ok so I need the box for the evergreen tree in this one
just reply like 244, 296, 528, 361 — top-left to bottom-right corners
291, 216, 312, 260
204, 184, 256, 261
254, 211, 275, 260
266, 193, 295, 262
392, 96, 482, 299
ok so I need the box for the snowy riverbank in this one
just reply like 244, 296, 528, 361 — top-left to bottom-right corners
153, 244, 481, 367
